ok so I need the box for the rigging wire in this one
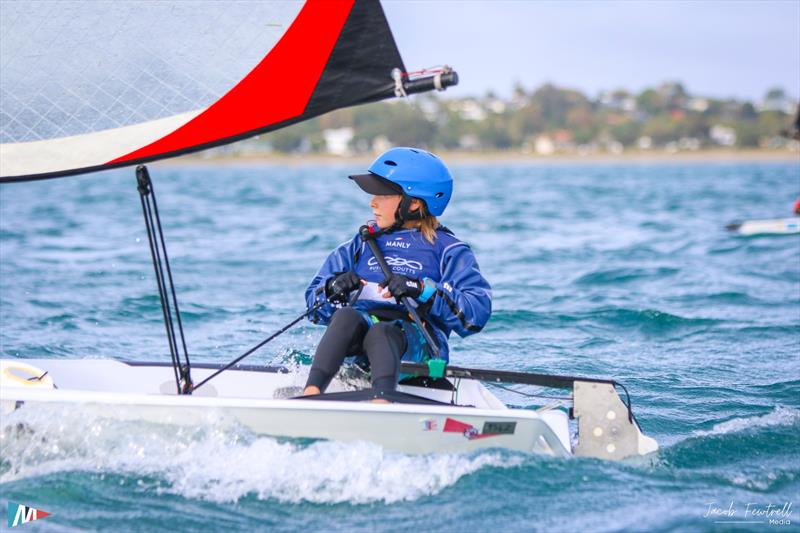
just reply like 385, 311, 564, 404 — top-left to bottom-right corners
134, 163, 332, 394
136, 165, 192, 394
191, 299, 328, 392
487, 381, 572, 401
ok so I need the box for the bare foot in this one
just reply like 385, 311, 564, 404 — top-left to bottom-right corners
369, 398, 390, 404
303, 386, 321, 396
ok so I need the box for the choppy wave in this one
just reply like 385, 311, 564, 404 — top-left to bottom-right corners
692, 405, 800, 438
490, 307, 719, 340
660, 406, 800, 482
574, 267, 679, 285
0, 405, 523, 505
665, 291, 767, 306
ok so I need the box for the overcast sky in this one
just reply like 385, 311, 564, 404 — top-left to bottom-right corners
383, 0, 800, 102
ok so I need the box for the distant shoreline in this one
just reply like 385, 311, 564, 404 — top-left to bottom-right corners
156, 148, 800, 168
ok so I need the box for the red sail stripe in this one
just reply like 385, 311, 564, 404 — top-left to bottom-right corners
109, 0, 355, 165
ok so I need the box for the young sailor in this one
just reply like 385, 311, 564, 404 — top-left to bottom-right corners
303, 147, 491, 396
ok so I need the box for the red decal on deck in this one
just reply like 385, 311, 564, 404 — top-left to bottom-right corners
443, 418, 498, 440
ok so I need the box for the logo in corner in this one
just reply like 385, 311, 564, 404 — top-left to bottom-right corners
7, 502, 50, 528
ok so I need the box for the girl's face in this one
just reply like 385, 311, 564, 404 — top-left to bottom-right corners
370, 194, 402, 228
369, 195, 423, 229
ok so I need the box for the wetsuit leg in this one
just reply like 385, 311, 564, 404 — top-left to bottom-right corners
305, 307, 368, 392
362, 322, 407, 391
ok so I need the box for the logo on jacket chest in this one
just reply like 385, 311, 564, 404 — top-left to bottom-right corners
385, 240, 411, 249
368, 256, 422, 273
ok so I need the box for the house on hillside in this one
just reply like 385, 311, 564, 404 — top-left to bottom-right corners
709, 125, 736, 146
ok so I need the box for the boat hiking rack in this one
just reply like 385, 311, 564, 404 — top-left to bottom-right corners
401, 362, 658, 460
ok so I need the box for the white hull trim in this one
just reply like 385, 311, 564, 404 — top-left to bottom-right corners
0, 358, 572, 456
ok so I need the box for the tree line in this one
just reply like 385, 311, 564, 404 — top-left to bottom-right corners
247, 82, 798, 154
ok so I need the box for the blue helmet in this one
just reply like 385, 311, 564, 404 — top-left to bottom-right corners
349, 147, 453, 216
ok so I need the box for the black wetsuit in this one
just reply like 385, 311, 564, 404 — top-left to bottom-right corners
305, 307, 407, 392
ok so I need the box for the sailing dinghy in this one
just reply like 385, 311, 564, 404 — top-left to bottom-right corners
726, 218, 800, 236
0, 0, 658, 461
1, 358, 657, 459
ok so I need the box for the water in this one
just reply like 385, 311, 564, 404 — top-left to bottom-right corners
1, 161, 798, 532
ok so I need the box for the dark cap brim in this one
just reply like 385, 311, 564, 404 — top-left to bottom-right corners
349, 173, 403, 195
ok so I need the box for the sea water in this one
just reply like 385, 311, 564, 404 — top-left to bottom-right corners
1, 161, 798, 532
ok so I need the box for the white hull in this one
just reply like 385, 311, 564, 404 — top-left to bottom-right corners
1, 359, 572, 456
734, 217, 800, 236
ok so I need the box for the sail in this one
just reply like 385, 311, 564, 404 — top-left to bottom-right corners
0, 0, 455, 182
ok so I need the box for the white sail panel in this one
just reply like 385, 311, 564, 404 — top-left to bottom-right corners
0, 109, 203, 177
0, 0, 303, 143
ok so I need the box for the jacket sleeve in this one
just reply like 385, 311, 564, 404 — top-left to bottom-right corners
427, 242, 492, 337
305, 235, 362, 325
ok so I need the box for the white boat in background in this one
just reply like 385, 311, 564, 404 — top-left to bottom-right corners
0, 358, 658, 460
727, 217, 800, 236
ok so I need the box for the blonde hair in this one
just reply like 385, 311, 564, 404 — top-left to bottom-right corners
413, 202, 439, 244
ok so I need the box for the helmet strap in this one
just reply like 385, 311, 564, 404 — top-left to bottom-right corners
398, 195, 424, 222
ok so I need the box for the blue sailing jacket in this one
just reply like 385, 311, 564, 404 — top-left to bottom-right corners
305, 227, 492, 362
